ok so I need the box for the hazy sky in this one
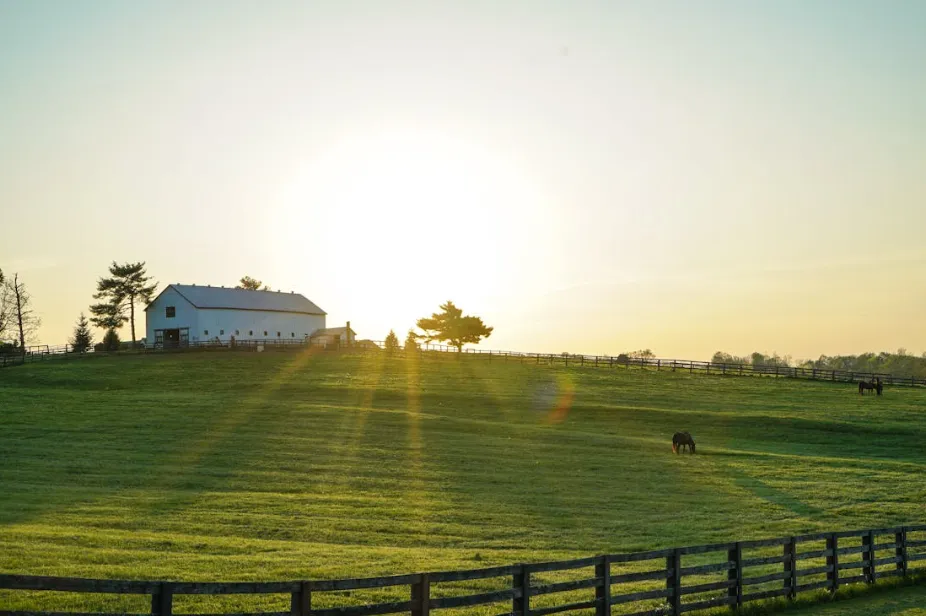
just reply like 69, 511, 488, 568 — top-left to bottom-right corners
2, 0, 925, 359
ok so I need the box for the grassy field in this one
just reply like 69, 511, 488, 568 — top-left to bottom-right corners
2, 350, 926, 614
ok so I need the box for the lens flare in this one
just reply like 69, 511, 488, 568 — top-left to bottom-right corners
532, 372, 576, 424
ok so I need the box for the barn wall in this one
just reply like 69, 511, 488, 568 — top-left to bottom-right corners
146, 287, 199, 342
196, 310, 326, 342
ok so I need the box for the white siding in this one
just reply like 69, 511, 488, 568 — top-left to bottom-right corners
195, 309, 325, 342
146, 288, 199, 341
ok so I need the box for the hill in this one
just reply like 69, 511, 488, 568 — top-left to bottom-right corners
1, 351, 925, 613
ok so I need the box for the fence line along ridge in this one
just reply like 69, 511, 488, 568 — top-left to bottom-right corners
3, 339, 924, 388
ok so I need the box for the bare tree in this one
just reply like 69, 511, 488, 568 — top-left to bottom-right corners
6, 273, 41, 351
0, 269, 12, 344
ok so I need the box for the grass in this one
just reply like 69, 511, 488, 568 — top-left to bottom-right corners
2, 350, 926, 614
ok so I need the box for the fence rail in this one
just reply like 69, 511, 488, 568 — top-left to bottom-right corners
3, 338, 924, 388
3, 524, 926, 616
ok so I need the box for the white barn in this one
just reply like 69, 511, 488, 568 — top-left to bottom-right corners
145, 284, 327, 346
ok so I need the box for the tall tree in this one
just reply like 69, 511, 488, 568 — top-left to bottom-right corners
0, 268, 10, 344
5, 273, 41, 351
237, 276, 270, 291
92, 262, 158, 345
70, 313, 94, 353
415, 301, 493, 353
89, 299, 127, 341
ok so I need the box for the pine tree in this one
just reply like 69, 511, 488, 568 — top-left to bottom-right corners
91, 261, 158, 345
384, 330, 399, 355
70, 313, 94, 353
101, 328, 121, 352
404, 330, 419, 352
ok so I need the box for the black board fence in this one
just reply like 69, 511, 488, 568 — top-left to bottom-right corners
2, 339, 925, 388
3, 524, 926, 616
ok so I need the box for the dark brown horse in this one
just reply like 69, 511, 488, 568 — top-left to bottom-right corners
672, 432, 696, 454
859, 380, 876, 395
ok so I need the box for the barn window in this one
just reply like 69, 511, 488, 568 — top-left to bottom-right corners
204, 330, 209, 336
263, 330, 268, 337
166, 306, 176, 318
276, 331, 281, 337
235, 330, 240, 336
249, 330, 253, 336
291, 332, 295, 338
220, 329, 224, 336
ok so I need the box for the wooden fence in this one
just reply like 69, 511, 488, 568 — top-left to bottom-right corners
3, 525, 926, 616
3, 339, 925, 388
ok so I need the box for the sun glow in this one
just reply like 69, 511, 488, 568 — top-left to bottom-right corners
278, 129, 556, 333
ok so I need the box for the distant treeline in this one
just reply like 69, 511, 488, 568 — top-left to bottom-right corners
712, 349, 926, 378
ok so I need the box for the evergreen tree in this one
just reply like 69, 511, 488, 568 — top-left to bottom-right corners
101, 328, 121, 352
91, 261, 158, 345
404, 330, 419, 352
384, 330, 399, 354
70, 313, 94, 353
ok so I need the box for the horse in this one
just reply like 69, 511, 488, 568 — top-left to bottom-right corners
672, 432, 696, 454
859, 380, 876, 395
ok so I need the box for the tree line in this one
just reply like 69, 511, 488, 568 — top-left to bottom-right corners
383, 301, 493, 355
711, 349, 926, 379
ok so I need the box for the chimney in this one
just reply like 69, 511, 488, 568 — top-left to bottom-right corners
346, 321, 352, 345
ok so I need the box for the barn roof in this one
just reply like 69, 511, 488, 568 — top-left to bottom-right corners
150, 284, 326, 315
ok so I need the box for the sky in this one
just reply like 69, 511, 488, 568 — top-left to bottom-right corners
1, 0, 925, 360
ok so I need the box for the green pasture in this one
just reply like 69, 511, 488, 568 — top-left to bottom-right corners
1, 351, 924, 614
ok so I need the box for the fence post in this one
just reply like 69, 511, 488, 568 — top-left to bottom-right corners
411, 573, 430, 616
826, 534, 839, 592
728, 542, 742, 607
863, 531, 876, 584
784, 537, 797, 599
291, 581, 311, 616
666, 549, 681, 616
151, 582, 173, 616
513, 565, 530, 616
595, 555, 611, 616
897, 528, 908, 576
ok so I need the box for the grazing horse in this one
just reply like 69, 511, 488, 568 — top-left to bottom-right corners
859, 380, 876, 395
672, 432, 696, 454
